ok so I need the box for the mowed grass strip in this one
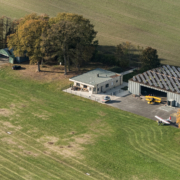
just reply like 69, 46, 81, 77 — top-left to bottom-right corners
1, 68, 180, 179
0, 0, 180, 65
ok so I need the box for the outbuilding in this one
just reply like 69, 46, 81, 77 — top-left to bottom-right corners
70, 68, 123, 94
128, 65, 180, 107
0, 48, 29, 64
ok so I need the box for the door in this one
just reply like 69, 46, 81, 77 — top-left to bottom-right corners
101, 86, 103, 92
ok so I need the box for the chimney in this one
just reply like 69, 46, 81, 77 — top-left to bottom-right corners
97, 74, 99, 77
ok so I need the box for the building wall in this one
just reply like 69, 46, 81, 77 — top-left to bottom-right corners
167, 92, 180, 107
73, 81, 94, 94
128, 80, 140, 95
72, 75, 123, 94
95, 75, 122, 94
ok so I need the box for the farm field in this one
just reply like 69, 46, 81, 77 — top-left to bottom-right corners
1, 66, 180, 179
1, 0, 180, 65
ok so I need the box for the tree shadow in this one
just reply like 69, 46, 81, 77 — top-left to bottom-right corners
96, 45, 169, 68
40, 70, 63, 74
97, 45, 116, 54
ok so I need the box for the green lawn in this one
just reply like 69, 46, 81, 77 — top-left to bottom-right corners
0, 67, 180, 179
1, 0, 180, 65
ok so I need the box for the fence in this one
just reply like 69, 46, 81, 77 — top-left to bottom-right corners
64, 89, 101, 103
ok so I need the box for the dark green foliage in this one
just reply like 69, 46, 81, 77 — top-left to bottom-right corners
43, 13, 97, 73
116, 42, 134, 68
108, 66, 123, 73
123, 70, 139, 82
140, 47, 160, 71
92, 51, 117, 66
0, 16, 17, 49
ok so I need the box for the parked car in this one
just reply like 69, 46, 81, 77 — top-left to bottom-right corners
102, 96, 111, 103
12, 65, 21, 70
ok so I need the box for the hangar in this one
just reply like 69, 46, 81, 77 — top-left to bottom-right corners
128, 65, 180, 107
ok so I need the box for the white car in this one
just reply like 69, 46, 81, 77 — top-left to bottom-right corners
102, 96, 111, 103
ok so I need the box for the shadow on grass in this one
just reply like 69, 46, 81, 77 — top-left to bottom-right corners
170, 122, 178, 128
18, 67, 26, 70
97, 45, 116, 54
158, 122, 178, 128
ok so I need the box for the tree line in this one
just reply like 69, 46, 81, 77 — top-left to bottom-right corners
0, 13, 160, 74
0, 16, 17, 49
7, 13, 98, 74
93, 42, 160, 72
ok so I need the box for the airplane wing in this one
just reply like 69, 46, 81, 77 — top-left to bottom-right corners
155, 116, 170, 124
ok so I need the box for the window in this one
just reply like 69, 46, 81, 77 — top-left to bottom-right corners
76, 83, 80, 86
106, 84, 109, 88
111, 82, 113, 86
116, 80, 118, 83
93, 88, 96, 92
83, 85, 87, 88
97, 88, 99, 91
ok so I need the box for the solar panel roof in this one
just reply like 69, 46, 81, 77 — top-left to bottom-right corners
130, 65, 180, 94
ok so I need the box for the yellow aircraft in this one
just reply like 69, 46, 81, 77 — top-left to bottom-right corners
145, 96, 161, 104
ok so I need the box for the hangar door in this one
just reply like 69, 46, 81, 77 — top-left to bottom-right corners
141, 86, 167, 102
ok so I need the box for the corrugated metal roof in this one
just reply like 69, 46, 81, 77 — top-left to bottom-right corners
0, 48, 13, 57
70, 68, 120, 86
130, 65, 180, 94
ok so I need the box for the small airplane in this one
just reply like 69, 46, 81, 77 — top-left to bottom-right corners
155, 116, 171, 125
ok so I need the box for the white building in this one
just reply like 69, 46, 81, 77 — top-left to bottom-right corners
69, 68, 123, 94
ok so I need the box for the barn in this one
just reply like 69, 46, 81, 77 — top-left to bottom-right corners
0, 48, 29, 64
128, 65, 180, 107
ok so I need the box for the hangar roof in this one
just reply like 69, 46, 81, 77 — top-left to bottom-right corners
130, 65, 180, 94
70, 68, 121, 86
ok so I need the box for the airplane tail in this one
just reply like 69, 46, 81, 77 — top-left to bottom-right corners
167, 116, 171, 121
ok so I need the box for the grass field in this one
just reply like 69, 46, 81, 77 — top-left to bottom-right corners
1, 66, 180, 179
1, 0, 180, 65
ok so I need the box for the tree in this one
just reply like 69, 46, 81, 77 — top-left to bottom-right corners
44, 21, 78, 75
140, 47, 160, 71
0, 16, 17, 49
176, 109, 180, 128
40, 32, 52, 66
44, 13, 97, 74
70, 42, 96, 71
116, 42, 134, 68
7, 13, 49, 72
